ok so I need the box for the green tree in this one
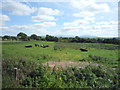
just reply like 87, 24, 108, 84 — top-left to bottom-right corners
36, 36, 41, 40
30, 34, 38, 40
17, 32, 28, 41
2, 35, 11, 40
46, 35, 58, 42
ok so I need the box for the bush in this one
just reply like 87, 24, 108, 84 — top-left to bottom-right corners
20, 65, 119, 88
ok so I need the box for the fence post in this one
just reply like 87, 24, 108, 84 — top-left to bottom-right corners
14, 67, 18, 81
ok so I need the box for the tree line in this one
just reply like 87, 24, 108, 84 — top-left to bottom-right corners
2, 32, 120, 44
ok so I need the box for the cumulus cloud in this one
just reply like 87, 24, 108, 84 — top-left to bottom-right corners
73, 11, 95, 17
32, 7, 60, 22
10, 25, 31, 30
1, 22, 57, 36
71, 0, 110, 20
95, 21, 118, 30
63, 19, 89, 27
87, 3, 110, 13
9, 22, 56, 30
0, 14, 10, 25
32, 29, 51, 36
0, 26, 8, 30
61, 19, 118, 37
38, 7, 60, 15
70, 0, 110, 12
2, 0, 36, 16
32, 15, 56, 22
33, 22, 56, 27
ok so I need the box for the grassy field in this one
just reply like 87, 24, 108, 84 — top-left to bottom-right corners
0, 40, 22, 43
2, 41, 118, 66
2, 41, 119, 88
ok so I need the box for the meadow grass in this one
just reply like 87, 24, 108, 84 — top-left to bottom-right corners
2, 41, 118, 66
1, 40, 22, 43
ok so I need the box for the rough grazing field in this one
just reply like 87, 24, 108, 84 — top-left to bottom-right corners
2, 41, 118, 66
2, 41, 119, 88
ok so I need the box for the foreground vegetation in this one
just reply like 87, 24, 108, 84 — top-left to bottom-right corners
2, 41, 119, 88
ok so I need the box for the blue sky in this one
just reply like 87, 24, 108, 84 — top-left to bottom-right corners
0, 0, 118, 37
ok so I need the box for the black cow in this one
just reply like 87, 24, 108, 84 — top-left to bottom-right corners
44, 45, 49, 47
41, 45, 49, 48
80, 48, 88, 52
25, 45, 32, 48
42, 46, 46, 48
35, 44, 40, 47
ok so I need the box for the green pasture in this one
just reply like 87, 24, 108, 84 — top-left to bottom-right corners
2, 41, 118, 67
1, 40, 22, 43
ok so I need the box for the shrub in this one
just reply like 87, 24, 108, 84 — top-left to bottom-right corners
20, 65, 119, 88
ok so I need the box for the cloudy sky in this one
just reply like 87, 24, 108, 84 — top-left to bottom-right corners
0, 0, 119, 37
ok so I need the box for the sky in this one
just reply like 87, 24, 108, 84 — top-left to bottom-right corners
0, 0, 119, 37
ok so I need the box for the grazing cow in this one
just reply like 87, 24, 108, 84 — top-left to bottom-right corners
80, 48, 88, 52
25, 45, 32, 48
42, 46, 46, 48
41, 45, 49, 48
35, 44, 40, 47
44, 45, 49, 47
41, 45, 44, 47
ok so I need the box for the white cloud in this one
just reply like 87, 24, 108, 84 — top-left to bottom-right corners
1, 21, 57, 36
32, 29, 51, 36
2, 1, 61, 16
0, 15, 10, 21
70, 0, 110, 13
86, 3, 110, 13
61, 19, 118, 37
33, 22, 56, 27
64, 19, 89, 27
73, 11, 95, 17
32, 15, 56, 22
11, 25, 31, 30
70, 0, 94, 10
9, 22, 56, 30
84, 17, 95, 23
71, 0, 110, 21
0, 14, 10, 25
63, 27, 80, 30
38, 7, 60, 15
1, 20, 118, 37
2, 0, 36, 16
0, 26, 8, 30
96, 21, 109, 25
32, 7, 61, 22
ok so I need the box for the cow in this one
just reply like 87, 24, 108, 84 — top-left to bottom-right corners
42, 46, 46, 48
44, 45, 49, 47
35, 44, 40, 47
25, 45, 32, 48
41, 45, 44, 47
80, 48, 88, 52
41, 45, 49, 48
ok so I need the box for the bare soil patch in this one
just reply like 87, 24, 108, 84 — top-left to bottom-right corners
43, 61, 99, 70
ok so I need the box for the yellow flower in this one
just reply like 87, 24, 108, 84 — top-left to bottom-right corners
59, 77, 62, 81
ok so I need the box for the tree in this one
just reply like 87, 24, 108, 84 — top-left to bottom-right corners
45, 35, 58, 42
30, 34, 38, 40
36, 36, 41, 40
17, 32, 28, 41
11, 36, 17, 40
2, 35, 11, 40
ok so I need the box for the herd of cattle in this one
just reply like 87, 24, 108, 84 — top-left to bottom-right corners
25, 44, 88, 51
25, 44, 49, 48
